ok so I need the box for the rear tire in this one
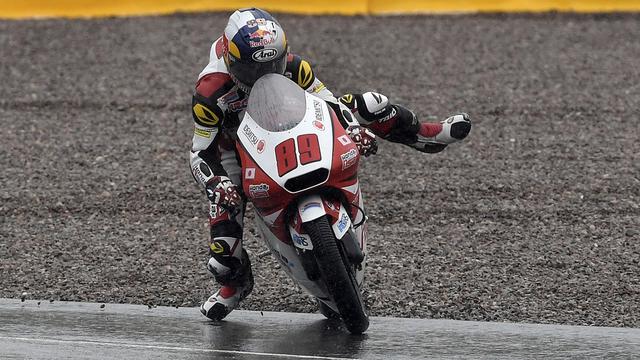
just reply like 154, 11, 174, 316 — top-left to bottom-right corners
304, 216, 369, 334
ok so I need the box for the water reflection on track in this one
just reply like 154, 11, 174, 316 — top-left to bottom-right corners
1, 299, 639, 359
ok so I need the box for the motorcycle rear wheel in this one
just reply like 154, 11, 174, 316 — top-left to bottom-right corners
304, 216, 369, 334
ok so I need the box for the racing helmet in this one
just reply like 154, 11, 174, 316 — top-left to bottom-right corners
222, 8, 289, 93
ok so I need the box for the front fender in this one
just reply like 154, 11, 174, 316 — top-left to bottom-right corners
288, 195, 326, 251
289, 194, 353, 252
297, 195, 326, 223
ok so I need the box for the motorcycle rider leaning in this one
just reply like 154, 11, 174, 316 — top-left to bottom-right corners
190, 8, 471, 321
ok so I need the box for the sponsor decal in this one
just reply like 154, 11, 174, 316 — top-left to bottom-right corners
340, 148, 358, 170
313, 100, 323, 121
291, 233, 309, 247
218, 90, 238, 105
192, 103, 219, 126
209, 204, 226, 218
192, 165, 206, 184
229, 99, 248, 112
252, 48, 278, 62
372, 93, 383, 104
243, 124, 259, 146
313, 120, 325, 131
377, 107, 397, 123
245, 167, 256, 180
248, 183, 269, 198
337, 213, 349, 233
218, 90, 247, 113
248, 29, 276, 47
338, 135, 351, 145
257, 140, 266, 153
194, 128, 212, 138
246, 18, 267, 27
303, 202, 322, 212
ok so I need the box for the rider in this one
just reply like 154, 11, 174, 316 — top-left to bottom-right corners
190, 8, 471, 321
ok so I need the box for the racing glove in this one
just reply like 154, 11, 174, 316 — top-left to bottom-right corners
205, 176, 241, 210
409, 113, 471, 153
431, 113, 472, 144
347, 126, 378, 157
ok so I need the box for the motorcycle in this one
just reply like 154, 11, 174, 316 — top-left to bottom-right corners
235, 73, 369, 334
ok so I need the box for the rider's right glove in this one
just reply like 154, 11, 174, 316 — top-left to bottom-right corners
347, 126, 378, 157
205, 176, 241, 209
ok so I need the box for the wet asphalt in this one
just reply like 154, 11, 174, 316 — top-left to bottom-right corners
2, 298, 640, 359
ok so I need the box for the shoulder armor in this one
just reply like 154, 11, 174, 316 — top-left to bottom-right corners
286, 53, 316, 90
192, 73, 234, 128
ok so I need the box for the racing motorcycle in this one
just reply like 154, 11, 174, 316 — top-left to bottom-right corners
236, 73, 369, 334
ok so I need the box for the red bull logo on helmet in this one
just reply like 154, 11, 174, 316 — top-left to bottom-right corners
248, 28, 276, 47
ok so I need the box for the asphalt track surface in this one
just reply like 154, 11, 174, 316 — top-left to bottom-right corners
1, 12, 639, 331
3, 298, 640, 359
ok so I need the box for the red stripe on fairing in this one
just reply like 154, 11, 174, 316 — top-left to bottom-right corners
196, 73, 232, 98
419, 122, 443, 138
236, 141, 292, 244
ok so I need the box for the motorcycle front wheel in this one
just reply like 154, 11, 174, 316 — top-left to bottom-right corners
304, 216, 369, 334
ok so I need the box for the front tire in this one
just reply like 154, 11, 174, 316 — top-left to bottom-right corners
304, 216, 369, 334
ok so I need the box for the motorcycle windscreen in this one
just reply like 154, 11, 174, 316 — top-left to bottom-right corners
247, 73, 307, 132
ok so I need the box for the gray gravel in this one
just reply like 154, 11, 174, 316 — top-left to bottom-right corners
1, 13, 639, 327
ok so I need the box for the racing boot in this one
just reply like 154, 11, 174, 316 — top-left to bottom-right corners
407, 113, 472, 153
200, 249, 254, 321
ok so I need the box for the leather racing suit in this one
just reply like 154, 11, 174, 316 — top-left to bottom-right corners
189, 36, 470, 316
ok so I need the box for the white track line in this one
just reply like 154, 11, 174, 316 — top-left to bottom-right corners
0, 336, 358, 360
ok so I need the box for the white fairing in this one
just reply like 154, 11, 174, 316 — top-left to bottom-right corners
238, 75, 334, 193
297, 195, 326, 223
239, 74, 366, 311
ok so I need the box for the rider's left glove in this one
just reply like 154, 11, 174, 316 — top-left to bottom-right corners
348, 126, 378, 157
205, 176, 241, 209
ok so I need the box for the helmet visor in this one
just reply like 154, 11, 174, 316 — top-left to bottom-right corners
229, 51, 287, 87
